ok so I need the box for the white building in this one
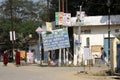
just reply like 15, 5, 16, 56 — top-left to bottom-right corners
30, 13, 120, 66
71, 14, 120, 65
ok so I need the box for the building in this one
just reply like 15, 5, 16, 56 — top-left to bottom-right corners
29, 13, 120, 67
71, 13, 120, 65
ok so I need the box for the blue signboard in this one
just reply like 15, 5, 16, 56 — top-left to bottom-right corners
41, 28, 70, 51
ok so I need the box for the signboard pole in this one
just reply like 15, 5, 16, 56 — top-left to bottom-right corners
65, 28, 69, 65
66, 48, 69, 65
35, 26, 43, 65
58, 48, 62, 66
63, 48, 65, 64
39, 33, 42, 65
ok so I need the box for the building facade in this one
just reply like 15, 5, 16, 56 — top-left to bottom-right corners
71, 14, 120, 65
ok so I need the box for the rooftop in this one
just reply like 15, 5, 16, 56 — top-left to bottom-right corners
71, 15, 120, 26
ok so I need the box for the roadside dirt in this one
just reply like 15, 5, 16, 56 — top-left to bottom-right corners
74, 69, 119, 80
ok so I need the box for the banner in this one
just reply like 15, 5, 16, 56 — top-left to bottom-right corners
46, 22, 52, 32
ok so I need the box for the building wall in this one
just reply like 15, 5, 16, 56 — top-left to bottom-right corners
73, 25, 120, 65
77, 25, 120, 48
110, 38, 119, 73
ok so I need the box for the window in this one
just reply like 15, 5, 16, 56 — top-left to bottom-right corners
86, 37, 90, 47
81, 29, 91, 34
115, 29, 119, 33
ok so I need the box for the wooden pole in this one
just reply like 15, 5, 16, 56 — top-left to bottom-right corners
47, 0, 50, 22
66, 0, 68, 13
62, 0, 64, 12
59, 0, 61, 12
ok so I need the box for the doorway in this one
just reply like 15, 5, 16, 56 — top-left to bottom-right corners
104, 38, 113, 61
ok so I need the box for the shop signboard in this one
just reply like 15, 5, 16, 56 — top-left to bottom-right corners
55, 12, 64, 25
41, 28, 70, 51
62, 13, 71, 26
27, 51, 34, 63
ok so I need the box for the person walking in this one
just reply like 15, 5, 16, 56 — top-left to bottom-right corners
15, 49, 21, 66
99, 47, 109, 67
3, 50, 8, 66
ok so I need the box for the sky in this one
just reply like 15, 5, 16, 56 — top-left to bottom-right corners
0, 0, 3, 2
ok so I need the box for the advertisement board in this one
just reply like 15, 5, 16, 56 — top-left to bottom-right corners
62, 13, 71, 26
55, 12, 71, 26
27, 52, 34, 63
41, 28, 70, 51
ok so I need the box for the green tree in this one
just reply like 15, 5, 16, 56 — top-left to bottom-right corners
84, 0, 120, 16
0, 0, 48, 49
50, 0, 120, 16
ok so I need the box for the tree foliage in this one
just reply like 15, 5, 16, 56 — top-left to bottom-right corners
0, 0, 120, 50
64, 0, 120, 16
85, 0, 120, 16
0, 0, 49, 49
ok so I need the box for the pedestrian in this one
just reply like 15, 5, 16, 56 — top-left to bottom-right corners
99, 47, 109, 67
15, 49, 21, 66
2, 50, 8, 66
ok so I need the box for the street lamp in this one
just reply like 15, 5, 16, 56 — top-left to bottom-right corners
107, 0, 111, 61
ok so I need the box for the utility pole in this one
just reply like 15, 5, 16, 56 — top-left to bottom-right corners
9, 0, 14, 61
58, 0, 62, 66
78, 6, 82, 48
76, 6, 83, 65
65, 0, 68, 13
62, 0, 66, 65
59, 0, 61, 12
47, 0, 50, 65
47, 0, 50, 22
65, 0, 69, 65
107, 0, 111, 61
62, 0, 64, 12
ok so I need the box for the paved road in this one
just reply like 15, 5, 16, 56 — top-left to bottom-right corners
0, 62, 116, 80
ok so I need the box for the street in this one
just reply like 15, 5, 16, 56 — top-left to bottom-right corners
0, 62, 118, 80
